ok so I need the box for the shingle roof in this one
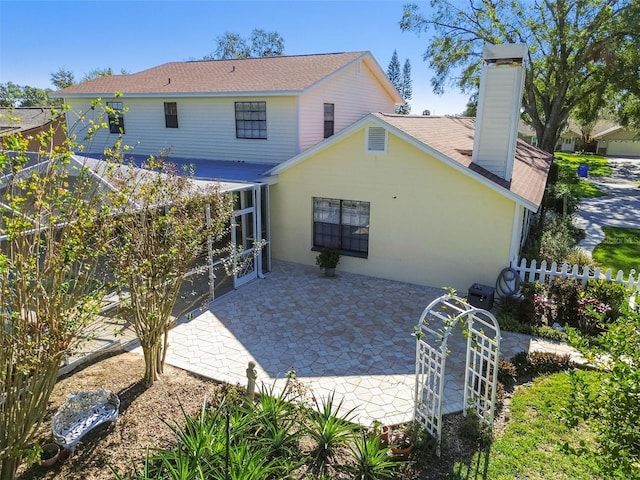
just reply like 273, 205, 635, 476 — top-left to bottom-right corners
371, 113, 552, 208
54, 52, 375, 97
0, 107, 55, 133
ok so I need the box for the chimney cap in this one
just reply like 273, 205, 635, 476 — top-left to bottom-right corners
483, 43, 527, 62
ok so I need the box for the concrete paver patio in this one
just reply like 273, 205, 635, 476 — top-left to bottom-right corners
128, 260, 573, 426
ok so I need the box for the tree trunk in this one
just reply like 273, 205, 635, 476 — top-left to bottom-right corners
141, 341, 161, 387
1, 456, 19, 480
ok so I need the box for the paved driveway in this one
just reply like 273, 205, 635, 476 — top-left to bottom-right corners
141, 260, 552, 426
576, 157, 640, 253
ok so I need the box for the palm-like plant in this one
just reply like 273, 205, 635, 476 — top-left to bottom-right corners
247, 383, 304, 468
305, 392, 358, 476
347, 430, 402, 480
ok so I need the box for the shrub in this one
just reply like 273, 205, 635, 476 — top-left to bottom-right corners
565, 248, 599, 271
549, 278, 583, 327
511, 351, 574, 376
497, 359, 517, 387
497, 311, 534, 335
585, 280, 628, 325
511, 351, 530, 376
495, 295, 521, 319
539, 217, 580, 263
519, 281, 547, 325
459, 410, 493, 449
544, 181, 580, 217
564, 309, 640, 478
533, 325, 569, 343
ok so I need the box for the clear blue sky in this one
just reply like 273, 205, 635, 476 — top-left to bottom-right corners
0, 0, 469, 115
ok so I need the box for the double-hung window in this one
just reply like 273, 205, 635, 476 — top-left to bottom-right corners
235, 101, 267, 139
164, 102, 178, 128
106, 101, 124, 134
324, 103, 334, 138
313, 197, 370, 256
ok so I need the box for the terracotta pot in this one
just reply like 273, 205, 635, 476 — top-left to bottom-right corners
379, 425, 390, 446
388, 431, 413, 456
40, 443, 60, 466
390, 443, 413, 456
57, 447, 73, 464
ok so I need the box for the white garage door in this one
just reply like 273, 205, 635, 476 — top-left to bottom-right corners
607, 140, 640, 157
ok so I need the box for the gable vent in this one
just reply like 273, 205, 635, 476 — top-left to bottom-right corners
367, 126, 387, 152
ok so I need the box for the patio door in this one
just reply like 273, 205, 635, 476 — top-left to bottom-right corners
231, 194, 259, 289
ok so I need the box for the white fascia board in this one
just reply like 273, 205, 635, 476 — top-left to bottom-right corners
266, 113, 376, 175
302, 52, 404, 105
594, 125, 624, 139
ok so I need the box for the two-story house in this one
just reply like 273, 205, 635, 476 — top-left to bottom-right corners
53, 52, 403, 295
54, 47, 550, 294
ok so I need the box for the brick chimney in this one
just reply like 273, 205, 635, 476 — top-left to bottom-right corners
472, 43, 526, 182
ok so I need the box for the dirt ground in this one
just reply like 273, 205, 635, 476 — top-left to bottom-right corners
16, 351, 501, 480
17, 351, 225, 480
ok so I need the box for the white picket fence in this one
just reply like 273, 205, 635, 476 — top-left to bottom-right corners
512, 258, 640, 292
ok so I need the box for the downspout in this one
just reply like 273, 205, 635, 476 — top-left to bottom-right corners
508, 203, 525, 266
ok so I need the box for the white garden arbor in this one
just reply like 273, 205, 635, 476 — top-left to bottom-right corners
414, 294, 501, 455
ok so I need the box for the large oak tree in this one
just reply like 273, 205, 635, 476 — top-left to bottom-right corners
401, 0, 640, 152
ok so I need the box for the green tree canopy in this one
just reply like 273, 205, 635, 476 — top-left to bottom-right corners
387, 51, 412, 114
50, 67, 75, 89
106, 156, 233, 387
386, 50, 401, 91
81, 67, 114, 83
249, 29, 285, 57
401, 0, 640, 152
207, 29, 285, 59
398, 58, 413, 114
0, 82, 53, 107
0, 106, 114, 479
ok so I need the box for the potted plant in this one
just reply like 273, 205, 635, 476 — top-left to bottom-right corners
39, 442, 60, 466
315, 246, 341, 277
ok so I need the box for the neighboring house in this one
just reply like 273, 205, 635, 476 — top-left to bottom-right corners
594, 125, 640, 157
267, 44, 551, 291
518, 120, 580, 152
52, 52, 402, 163
51, 47, 550, 294
0, 107, 66, 151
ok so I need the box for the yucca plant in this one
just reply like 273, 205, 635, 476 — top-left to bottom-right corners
305, 392, 358, 476
248, 383, 304, 463
347, 430, 402, 480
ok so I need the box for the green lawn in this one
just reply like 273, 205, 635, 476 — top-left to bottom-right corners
554, 152, 612, 177
452, 372, 603, 480
592, 226, 640, 273
554, 153, 611, 199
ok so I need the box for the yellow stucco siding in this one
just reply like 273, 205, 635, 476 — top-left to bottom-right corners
270, 127, 516, 290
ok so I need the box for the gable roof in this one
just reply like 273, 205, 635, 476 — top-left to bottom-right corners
0, 107, 56, 134
269, 113, 551, 211
592, 124, 640, 140
52, 52, 402, 102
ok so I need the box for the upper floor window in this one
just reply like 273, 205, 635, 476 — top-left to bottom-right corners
324, 103, 334, 138
313, 197, 370, 256
106, 101, 124, 134
235, 101, 266, 139
164, 102, 178, 128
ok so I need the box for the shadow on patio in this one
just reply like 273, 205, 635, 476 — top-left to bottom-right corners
147, 260, 538, 425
